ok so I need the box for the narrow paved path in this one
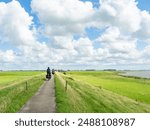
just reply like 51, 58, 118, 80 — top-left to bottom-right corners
20, 76, 56, 113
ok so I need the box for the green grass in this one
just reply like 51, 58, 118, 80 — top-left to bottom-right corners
55, 71, 150, 113
0, 71, 44, 88
0, 71, 45, 112
55, 75, 70, 112
68, 71, 150, 104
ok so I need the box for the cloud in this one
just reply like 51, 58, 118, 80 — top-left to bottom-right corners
95, 0, 142, 33
97, 0, 150, 42
31, 0, 95, 36
134, 10, 150, 42
0, 0, 54, 66
74, 37, 94, 57
99, 27, 137, 54
1, 0, 150, 70
0, 0, 34, 46
96, 26, 142, 66
91, 0, 150, 67
0, 50, 15, 62
52, 36, 74, 50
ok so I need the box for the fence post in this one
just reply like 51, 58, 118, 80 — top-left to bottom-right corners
26, 81, 28, 90
65, 80, 67, 91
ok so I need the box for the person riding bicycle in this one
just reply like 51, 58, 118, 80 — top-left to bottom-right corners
47, 67, 51, 76
52, 69, 55, 75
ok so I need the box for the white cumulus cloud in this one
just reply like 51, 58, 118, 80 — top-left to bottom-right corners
1, 0, 150, 70
31, 0, 95, 36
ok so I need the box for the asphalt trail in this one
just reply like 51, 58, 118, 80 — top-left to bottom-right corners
20, 76, 56, 113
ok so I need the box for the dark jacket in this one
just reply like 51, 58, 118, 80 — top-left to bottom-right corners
47, 68, 50, 74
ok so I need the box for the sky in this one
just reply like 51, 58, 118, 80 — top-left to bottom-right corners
0, 0, 150, 70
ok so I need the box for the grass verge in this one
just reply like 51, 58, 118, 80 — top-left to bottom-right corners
0, 76, 45, 113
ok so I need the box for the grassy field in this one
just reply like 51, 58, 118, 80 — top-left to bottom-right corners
0, 71, 45, 112
0, 71, 44, 89
55, 71, 150, 113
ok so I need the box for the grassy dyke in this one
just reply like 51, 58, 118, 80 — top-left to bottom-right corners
54, 74, 70, 112
0, 72, 45, 113
55, 72, 150, 113
68, 71, 150, 105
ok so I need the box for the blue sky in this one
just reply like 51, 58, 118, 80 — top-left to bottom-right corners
137, 0, 150, 11
0, 0, 150, 70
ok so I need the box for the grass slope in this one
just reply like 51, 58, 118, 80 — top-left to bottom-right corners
68, 71, 150, 105
0, 71, 45, 112
55, 71, 150, 113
